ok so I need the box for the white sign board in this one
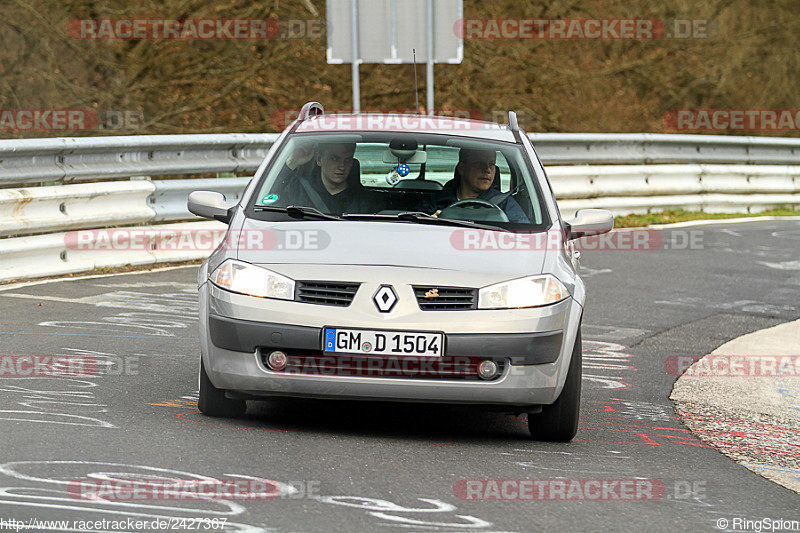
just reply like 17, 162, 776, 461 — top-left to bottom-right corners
326, 0, 462, 64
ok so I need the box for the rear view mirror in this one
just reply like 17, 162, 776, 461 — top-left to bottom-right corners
188, 191, 233, 224
381, 150, 427, 164
566, 209, 614, 240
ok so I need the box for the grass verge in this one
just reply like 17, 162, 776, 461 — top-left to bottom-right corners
613, 208, 800, 228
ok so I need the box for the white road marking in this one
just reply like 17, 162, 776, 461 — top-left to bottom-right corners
0, 293, 109, 305
583, 325, 650, 341
579, 267, 613, 278
758, 260, 800, 270
0, 461, 275, 532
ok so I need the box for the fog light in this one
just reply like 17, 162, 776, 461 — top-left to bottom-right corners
477, 360, 498, 380
267, 351, 287, 371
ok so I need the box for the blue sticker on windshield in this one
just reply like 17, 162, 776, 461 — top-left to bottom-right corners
261, 194, 279, 204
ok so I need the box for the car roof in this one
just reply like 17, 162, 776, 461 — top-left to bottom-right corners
293, 112, 518, 142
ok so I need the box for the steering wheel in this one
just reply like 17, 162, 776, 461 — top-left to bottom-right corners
439, 199, 509, 223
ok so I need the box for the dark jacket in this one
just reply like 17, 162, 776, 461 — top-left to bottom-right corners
269, 160, 383, 215
422, 171, 530, 223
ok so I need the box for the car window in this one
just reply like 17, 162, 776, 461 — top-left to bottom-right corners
250, 132, 549, 228
353, 144, 513, 190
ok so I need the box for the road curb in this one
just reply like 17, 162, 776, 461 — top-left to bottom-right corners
670, 319, 800, 493
0, 263, 199, 293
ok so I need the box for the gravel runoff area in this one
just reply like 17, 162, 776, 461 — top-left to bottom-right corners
671, 319, 800, 492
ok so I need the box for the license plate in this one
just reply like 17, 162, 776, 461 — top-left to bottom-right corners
323, 328, 443, 357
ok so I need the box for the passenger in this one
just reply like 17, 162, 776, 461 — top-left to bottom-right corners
271, 142, 381, 215
425, 148, 529, 223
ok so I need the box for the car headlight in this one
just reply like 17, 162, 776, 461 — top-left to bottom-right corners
210, 259, 294, 300
478, 275, 568, 309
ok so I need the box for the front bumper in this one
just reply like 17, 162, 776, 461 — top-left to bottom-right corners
209, 314, 563, 365
204, 344, 566, 406
199, 281, 583, 406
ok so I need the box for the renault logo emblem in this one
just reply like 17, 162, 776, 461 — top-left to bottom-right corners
373, 285, 398, 313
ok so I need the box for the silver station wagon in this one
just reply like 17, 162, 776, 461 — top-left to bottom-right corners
188, 102, 613, 441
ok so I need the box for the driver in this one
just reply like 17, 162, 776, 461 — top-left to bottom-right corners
425, 148, 528, 223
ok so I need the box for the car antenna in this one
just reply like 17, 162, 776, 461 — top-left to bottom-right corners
412, 48, 427, 180
412, 48, 420, 115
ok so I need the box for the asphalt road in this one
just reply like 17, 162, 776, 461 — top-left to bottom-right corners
0, 219, 798, 532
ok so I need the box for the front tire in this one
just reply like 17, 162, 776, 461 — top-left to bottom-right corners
198, 358, 247, 418
528, 329, 581, 441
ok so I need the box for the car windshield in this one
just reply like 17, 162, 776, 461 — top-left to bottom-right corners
248, 132, 550, 229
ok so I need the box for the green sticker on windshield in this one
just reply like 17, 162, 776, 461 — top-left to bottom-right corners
261, 194, 279, 205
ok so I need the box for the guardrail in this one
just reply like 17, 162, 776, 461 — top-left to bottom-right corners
1, 133, 799, 283
0, 134, 276, 186
548, 164, 800, 215
3, 132, 800, 187
0, 221, 225, 282
528, 133, 800, 165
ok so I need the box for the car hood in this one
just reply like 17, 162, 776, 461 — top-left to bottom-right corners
235, 218, 548, 282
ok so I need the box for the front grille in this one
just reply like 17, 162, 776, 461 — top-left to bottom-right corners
413, 286, 478, 310
296, 281, 360, 307
261, 352, 504, 381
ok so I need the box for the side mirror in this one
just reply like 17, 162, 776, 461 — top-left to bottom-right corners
566, 209, 614, 240
188, 191, 233, 224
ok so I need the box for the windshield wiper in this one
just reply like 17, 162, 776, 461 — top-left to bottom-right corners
397, 211, 509, 231
253, 205, 342, 221
341, 211, 507, 232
